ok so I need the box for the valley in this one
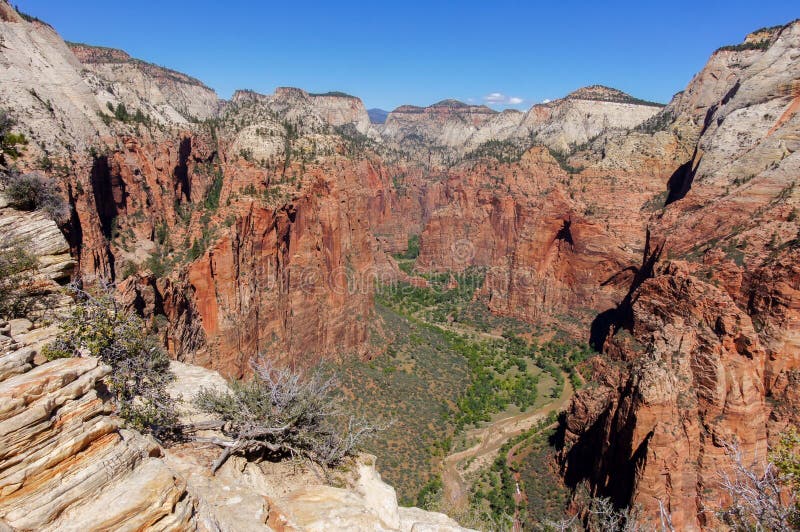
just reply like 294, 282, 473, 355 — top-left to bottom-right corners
0, 2, 798, 530
333, 266, 592, 525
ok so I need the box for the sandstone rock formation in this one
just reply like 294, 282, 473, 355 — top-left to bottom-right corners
0, 195, 75, 283
559, 20, 800, 530
0, 3, 108, 156
2, 2, 798, 528
516, 85, 663, 153
69, 43, 221, 124
0, 320, 475, 531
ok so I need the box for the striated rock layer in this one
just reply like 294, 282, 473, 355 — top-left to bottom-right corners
2, 3, 799, 528
560, 20, 800, 530
0, 320, 475, 531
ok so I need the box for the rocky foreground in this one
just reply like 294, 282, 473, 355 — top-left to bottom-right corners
0, 181, 471, 530
0, 1, 798, 528
0, 322, 473, 531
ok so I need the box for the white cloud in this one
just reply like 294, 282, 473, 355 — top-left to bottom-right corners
482, 92, 524, 106
541, 98, 552, 104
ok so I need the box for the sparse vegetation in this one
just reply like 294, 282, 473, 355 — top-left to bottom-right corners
13, 5, 47, 25
103, 101, 151, 125
335, 302, 471, 501
0, 169, 69, 222
0, 110, 28, 162
634, 109, 676, 134
42, 285, 177, 437
0, 239, 38, 319
195, 358, 384, 472
548, 147, 584, 174
717, 40, 772, 53
399, 234, 420, 260
466, 139, 527, 164
641, 190, 669, 212
335, 123, 373, 158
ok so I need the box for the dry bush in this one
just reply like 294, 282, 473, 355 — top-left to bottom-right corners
717, 437, 799, 531
194, 358, 386, 473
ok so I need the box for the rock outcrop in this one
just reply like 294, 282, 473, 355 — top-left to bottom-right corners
0, 196, 75, 283
69, 43, 221, 124
516, 85, 663, 153
379, 88, 662, 162
0, 3, 108, 156
0, 319, 474, 531
559, 20, 800, 530
0, 351, 195, 531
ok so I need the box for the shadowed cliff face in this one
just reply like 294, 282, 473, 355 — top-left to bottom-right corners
2, 5, 799, 528
559, 20, 800, 530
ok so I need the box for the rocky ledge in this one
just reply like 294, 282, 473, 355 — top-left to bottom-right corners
0, 323, 472, 531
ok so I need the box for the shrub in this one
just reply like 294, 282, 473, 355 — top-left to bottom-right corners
0, 170, 69, 222
0, 110, 27, 161
194, 358, 385, 472
0, 239, 38, 319
717, 435, 800, 530
416, 476, 444, 510
402, 234, 420, 260
42, 285, 177, 437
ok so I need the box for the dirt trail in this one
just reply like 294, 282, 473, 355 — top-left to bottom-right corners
442, 377, 575, 510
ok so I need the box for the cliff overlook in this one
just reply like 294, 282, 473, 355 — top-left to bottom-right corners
0, 2, 798, 530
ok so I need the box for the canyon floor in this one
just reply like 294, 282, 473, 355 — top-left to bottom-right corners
0, 4, 798, 530
443, 375, 574, 510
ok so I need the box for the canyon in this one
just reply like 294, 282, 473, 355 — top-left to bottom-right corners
0, 1, 798, 529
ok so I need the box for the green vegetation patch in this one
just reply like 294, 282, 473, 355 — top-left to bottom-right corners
333, 303, 470, 503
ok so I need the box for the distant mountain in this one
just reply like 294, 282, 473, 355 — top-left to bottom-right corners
368, 108, 389, 124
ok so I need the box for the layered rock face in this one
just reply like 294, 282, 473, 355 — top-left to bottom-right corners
0, 324, 473, 531
0, 200, 195, 531
69, 43, 221, 124
560, 20, 800, 529
408, 147, 639, 326
225, 87, 372, 162
517, 86, 663, 153
0, 4, 108, 156
178, 161, 394, 376
379, 87, 662, 161
0, 347, 195, 531
381, 100, 521, 160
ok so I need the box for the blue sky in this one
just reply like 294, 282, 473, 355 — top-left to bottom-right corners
17, 0, 799, 111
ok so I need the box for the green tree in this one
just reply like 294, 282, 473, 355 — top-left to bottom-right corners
0, 240, 38, 318
42, 286, 177, 437
0, 110, 27, 162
